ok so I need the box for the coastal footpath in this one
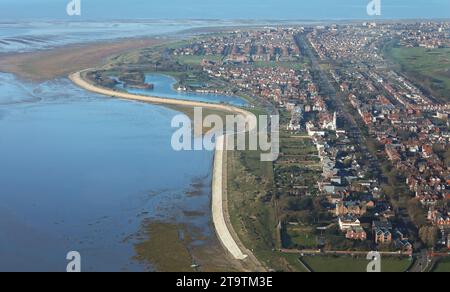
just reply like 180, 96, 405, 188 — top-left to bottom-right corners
212, 135, 248, 260
69, 70, 264, 270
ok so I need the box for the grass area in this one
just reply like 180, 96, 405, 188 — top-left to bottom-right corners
302, 256, 412, 272
165, 40, 192, 49
386, 47, 450, 103
227, 150, 275, 249
432, 258, 450, 272
227, 149, 306, 271
283, 225, 317, 249
279, 254, 311, 272
280, 144, 317, 156
176, 54, 223, 66
279, 135, 318, 159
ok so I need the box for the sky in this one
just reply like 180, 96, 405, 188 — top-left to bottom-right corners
0, 0, 449, 21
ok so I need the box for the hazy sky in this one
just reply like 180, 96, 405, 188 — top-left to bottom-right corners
0, 0, 449, 20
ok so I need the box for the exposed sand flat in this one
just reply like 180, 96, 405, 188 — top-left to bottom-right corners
69, 70, 264, 269
0, 38, 160, 82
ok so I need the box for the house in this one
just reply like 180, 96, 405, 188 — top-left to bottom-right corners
327, 193, 344, 204
436, 112, 448, 120
375, 228, 392, 244
373, 201, 392, 217
339, 215, 361, 231
436, 216, 450, 227
385, 145, 401, 162
422, 145, 433, 158
393, 228, 408, 241
306, 122, 326, 137
394, 239, 413, 253
373, 221, 393, 245
346, 227, 367, 241
428, 209, 450, 227
335, 201, 367, 217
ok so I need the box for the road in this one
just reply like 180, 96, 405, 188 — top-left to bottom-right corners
408, 250, 432, 272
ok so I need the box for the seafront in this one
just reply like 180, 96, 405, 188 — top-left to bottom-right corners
69, 70, 264, 269
212, 135, 248, 260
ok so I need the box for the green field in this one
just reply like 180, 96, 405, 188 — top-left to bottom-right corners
176, 54, 223, 66
302, 256, 412, 273
432, 258, 450, 272
387, 47, 450, 103
283, 225, 317, 249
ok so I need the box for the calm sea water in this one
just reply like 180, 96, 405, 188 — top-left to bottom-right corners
118, 74, 248, 107
0, 73, 221, 271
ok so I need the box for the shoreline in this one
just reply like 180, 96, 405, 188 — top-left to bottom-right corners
69, 70, 265, 270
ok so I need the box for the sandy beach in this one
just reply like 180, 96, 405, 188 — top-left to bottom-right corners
69, 70, 264, 270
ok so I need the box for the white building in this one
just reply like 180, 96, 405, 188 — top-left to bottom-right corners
339, 216, 361, 231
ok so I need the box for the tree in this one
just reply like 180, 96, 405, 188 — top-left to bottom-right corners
407, 199, 427, 227
419, 226, 438, 248
286, 197, 313, 212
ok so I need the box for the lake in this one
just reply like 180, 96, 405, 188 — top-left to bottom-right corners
117, 73, 248, 107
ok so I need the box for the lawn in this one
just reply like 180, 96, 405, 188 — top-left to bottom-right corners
432, 258, 450, 272
282, 225, 317, 249
176, 54, 223, 66
302, 256, 412, 272
386, 47, 450, 103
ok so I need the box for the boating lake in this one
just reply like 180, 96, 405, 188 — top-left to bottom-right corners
117, 73, 248, 107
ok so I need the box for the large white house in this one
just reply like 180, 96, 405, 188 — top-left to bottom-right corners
338, 215, 361, 231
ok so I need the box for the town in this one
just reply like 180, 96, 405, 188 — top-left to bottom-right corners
166, 23, 450, 266
84, 21, 450, 272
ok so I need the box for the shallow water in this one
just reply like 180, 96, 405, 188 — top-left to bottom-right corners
0, 73, 217, 271
0, 21, 192, 53
0, 19, 283, 54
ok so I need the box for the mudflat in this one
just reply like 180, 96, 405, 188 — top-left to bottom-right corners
0, 38, 161, 82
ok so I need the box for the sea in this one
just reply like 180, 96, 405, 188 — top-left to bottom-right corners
0, 21, 247, 271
